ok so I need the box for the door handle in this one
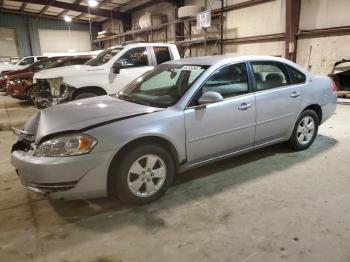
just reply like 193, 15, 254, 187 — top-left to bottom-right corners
238, 103, 252, 111
290, 91, 301, 98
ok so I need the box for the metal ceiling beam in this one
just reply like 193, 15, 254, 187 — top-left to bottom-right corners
58, 0, 83, 19
39, 5, 50, 15
0, 8, 100, 25
75, 12, 86, 20
10, 0, 127, 19
58, 9, 69, 17
20, 2, 27, 11
127, 0, 172, 12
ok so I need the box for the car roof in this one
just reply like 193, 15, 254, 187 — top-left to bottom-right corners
109, 42, 174, 49
166, 55, 289, 65
165, 55, 309, 74
58, 55, 92, 61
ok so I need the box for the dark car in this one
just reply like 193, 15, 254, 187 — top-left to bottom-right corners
329, 59, 350, 98
6, 56, 92, 100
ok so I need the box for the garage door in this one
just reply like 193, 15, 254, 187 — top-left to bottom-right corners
38, 29, 91, 53
0, 27, 19, 58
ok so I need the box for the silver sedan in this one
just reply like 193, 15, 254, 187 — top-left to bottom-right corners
11, 56, 337, 204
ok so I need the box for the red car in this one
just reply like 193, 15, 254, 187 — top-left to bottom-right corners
0, 57, 63, 92
6, 56, 92, 100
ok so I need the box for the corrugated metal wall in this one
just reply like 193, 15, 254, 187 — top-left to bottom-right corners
0, 12, 101, 57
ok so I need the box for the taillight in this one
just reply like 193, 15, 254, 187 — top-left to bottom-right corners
331, 78, 337, 93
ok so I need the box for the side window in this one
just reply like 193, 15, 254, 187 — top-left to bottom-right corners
252, 62, 290, 90
18, 57, 34, 66
36, 60, 54, 70
201, 63, 249, 99
153, 47, 172, 64
63, 60, 73, 66
287, 65, 306, 84
117, 47, 149, 68
37, 57, 47, 61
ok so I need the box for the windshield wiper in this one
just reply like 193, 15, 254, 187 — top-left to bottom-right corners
118, 94, 154, 107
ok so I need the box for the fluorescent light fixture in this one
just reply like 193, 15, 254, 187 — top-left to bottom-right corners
88, 0, 98, 7
64, 16, 72, 22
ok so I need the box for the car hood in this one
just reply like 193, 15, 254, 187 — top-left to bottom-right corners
33, 95, 162, 143
8, 71, 34, 80
34, 64, 101, 80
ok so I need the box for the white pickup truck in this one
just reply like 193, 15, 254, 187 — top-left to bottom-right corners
0, 56, 47, 74
33, 42, 180, 107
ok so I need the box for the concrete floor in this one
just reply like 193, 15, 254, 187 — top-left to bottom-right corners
0, 98, 349, 262
0, 93, 38, 131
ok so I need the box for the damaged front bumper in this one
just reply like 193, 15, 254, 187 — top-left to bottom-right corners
10, 115, 113, 200
11, 145, 113, 200
34, 78, 76, 108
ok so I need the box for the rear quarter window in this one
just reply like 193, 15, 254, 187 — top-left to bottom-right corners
287, 65, 306, 84
153, 47, 172, 65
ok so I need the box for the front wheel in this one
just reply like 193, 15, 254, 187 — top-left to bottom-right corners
290, 110, 319, 151
110, 144, 175, 205
26, 85, 36, 102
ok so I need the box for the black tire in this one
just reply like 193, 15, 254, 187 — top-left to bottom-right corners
290, 109, 319, 151
74, 92, 97, 100
109, 144, 175, 205
26, 85, 35, 101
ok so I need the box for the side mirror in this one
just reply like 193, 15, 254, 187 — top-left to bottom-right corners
112, 62, 122, 74
198, 91, 224, 105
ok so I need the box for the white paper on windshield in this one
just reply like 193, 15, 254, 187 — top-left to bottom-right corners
181, 66, 201, 71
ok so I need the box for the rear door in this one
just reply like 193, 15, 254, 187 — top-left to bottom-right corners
250, 61, 303, 145
151, 46, 173, 65
111, 47, 154, 92
185, 63, 256, 162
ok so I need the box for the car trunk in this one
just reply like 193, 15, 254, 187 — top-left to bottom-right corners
329, 59, 350, 98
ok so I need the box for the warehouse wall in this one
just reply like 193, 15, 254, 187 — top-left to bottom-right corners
0, 12, 100, 57
131, 2, 174, 42
185, 0, 286, 57
296, 0, 350, 74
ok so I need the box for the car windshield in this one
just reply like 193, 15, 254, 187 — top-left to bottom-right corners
118, 64, 208, 108
32, 57, 62, 71
86, 47, 123, 66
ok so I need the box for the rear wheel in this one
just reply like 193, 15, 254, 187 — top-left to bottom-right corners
109, 144, 175, 205
290, 110, 319, 151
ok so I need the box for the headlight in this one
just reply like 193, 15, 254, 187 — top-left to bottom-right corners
15, 79, 31, 86
47, 77, 63, 97
34, 134, 97, 157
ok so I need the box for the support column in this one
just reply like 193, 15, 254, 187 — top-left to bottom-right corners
285, 0, 301, 62
122, 13, 132, 41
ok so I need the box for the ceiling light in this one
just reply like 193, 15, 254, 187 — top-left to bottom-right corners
64, 16, 72, 22
88, 0, 98, 7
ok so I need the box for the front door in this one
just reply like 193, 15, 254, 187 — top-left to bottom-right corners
110, 47, 154, 92
185, 63, 256, 163
251, 61, 303, 144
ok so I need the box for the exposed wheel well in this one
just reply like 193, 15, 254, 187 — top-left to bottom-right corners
24, 84, 35, 94
72, 86, 107, 99
303, 104, 322, 123
107, 136, 180, 196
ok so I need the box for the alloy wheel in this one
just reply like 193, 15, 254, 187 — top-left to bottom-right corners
127, 154, 166, 197
297, 116, 315, 145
